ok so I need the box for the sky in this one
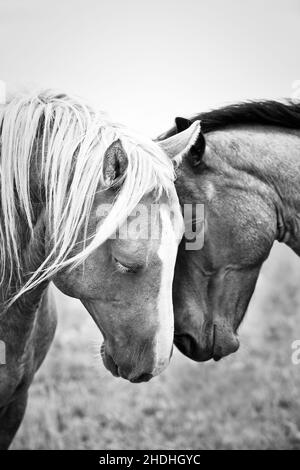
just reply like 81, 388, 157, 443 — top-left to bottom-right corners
0, 0, 299, 135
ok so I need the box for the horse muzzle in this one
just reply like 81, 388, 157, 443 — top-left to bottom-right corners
212, 322, 240, 360
100, 342, 154, 383
174, 321, 240, 362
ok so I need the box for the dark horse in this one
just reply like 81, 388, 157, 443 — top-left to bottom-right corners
160, 100, 300, 362
0, 90, 201, 448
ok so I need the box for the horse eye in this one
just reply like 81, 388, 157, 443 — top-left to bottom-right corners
113, 257, 139, 274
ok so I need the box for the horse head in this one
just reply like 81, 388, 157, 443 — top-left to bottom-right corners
167, 115, 278, 361
0, 91, 202, 382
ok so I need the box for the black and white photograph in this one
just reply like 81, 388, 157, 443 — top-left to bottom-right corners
0, 0, 300, 459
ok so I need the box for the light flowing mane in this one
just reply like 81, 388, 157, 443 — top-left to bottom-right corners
0, 90, 175, 305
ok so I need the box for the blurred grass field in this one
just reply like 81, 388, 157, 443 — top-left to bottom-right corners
12, 242, 300, 450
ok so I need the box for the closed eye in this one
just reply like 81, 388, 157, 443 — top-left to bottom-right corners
113, 257, 141, 274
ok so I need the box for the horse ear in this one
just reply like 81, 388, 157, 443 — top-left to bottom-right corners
175, 117, 193, 132
175, 117, 206, 167
158, 120, 201, 164
190, 132, 206, 166
102, 139, 128, 188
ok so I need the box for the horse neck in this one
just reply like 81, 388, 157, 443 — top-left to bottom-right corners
0, 142, 48, 316
0, 133, 50, 358
208, 125, 300, 254
0, 209, 48, 358
0, 211, 48, 308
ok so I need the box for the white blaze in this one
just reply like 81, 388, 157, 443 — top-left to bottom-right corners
152, 204, 183, 376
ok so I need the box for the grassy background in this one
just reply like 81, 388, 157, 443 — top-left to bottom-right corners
12, 242, 300, 450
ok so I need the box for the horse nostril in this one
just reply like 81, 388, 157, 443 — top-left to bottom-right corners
129, 373, 153, 383
174, 333, 213, 361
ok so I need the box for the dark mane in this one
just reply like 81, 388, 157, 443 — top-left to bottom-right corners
160, 100, 300, 138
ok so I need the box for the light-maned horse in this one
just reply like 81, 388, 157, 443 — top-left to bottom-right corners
160, 101, 300, 362
0, 90, 201, 449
